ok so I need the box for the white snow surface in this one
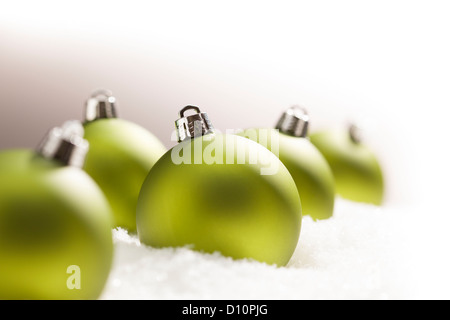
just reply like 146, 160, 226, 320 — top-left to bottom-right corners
100, 198, 443, 300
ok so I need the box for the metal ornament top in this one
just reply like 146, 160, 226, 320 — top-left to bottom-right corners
175, 106, 214, 143
37, 120, 89, 168
84, 89, 118, 122
275, 105, 309, 138
349, 123, 362, 144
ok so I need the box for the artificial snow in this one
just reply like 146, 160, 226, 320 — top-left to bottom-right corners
99, 198, 438, 300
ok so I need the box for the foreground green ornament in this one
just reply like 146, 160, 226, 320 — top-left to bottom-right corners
309, 124, 384, 205
82, 90, 167, 232
238, 106, 335, 220
0, 121, 113, 299
137, 106, 301, 266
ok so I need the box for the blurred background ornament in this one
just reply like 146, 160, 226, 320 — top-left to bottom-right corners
83, 90, 167, 232
239, 106, 335, 220
310, 123, 384, 205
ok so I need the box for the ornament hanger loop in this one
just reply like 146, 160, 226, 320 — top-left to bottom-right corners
179, 105, 201, 118
175, 105, 214, 142
288, 105, 309, 119
85, 89, 118, 122
90, 89, 113, 98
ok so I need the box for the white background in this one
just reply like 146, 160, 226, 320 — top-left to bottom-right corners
1, 0, 450, 298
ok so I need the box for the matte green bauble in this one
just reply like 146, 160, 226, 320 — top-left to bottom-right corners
237, 106, 335, 220
0, 122, 113, 300
309, 125, 384, 205
82, 90, 166, 232
136, 106, 301, 266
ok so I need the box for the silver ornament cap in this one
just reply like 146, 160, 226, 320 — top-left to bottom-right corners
275, 105, 309, 138
175, 105, 214, 143
84, 89, 118, 122
37, 120, 89, 168
348, 123, 362, 144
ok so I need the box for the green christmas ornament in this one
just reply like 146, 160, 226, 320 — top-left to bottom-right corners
238, 106, 335, 220
136, 106, 302, 266
309, 124, 384, 205
82, 90, 167, 232
0, 121, 113, 300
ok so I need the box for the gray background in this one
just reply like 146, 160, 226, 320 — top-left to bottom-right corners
1, 1, 449, 206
